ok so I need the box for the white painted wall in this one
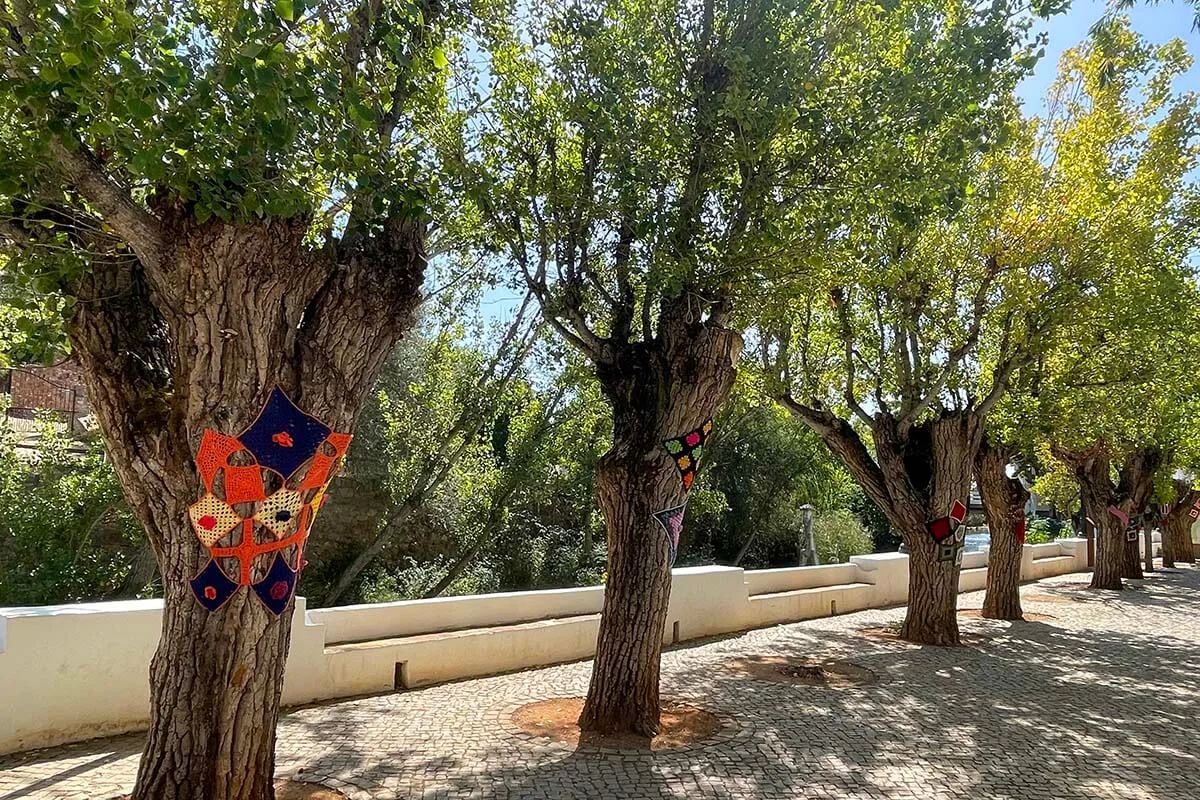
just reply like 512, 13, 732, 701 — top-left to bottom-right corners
0, 538, 1096, 756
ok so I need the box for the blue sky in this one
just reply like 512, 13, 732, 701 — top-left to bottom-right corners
1017, 1, 1200, 113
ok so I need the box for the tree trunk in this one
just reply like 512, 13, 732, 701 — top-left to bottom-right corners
1161, 483, 1197, 568
1116, 448, 1161, 580
1162, 514, 1177, 568
1068, 456, 1123, 590
1123, 532, 1144, 578
786, 405, 982, 646
68, 215, 424, 800
889, 416, 976, 645
578, 304, 740, 736
974, 438, 1029, 620
1172, 515, 1195, 565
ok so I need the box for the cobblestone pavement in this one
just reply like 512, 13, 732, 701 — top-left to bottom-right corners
3, 567, 1199, 800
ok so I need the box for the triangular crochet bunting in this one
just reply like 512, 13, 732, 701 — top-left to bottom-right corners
251, 553, 297, 616
662, 419, 713, 492
190, 559, 239, 612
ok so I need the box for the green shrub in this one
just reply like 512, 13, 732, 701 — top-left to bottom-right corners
1025, 516, 1068, 545
0, 413, 145, 605
812, 509, 874, 564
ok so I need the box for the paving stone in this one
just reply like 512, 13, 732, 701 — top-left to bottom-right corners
1, 567, 1197, 799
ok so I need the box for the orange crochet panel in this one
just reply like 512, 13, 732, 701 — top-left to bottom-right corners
195, 430, 245, 493
189, 388, 353, 615
299, 433, 353, 491
224, 464, 267, 505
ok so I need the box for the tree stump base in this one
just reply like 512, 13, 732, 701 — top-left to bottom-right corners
726, 655, 877, 688
511, 697, 720, 751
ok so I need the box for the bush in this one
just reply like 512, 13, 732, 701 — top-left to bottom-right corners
845, 484, 898, 552
812, 509, 874, 564
1025, 516, 1068, 545
0, 413, 145, 605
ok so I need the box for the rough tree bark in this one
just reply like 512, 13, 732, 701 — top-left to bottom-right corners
67, 212, 425, 800
1118, 448, 1161, 579
785, 404, 982, 645
974, 437, 1029, 620
1067, 455, 1124, 590
1061, 447, 1161, 591
1173, 515, 1197, 564
1161, 481, 1197, 568
577, 298, 741, 736
1122, 526, 1145, 579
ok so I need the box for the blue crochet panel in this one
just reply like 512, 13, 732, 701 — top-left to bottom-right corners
190, 559, 239, 612
238, 387, 331, 479
252, 553, 298, 616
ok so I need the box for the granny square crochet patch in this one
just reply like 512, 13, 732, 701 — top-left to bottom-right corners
188, 494, 241, 547
663, 418, 713, 492
237, 387, 332, 479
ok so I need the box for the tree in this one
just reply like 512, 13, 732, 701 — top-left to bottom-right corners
968, 16, 1200, 615
765, 3, 1060, 645
0, 2, 450, 797
453, 0, 901, 734
1159, 475, 1198, 568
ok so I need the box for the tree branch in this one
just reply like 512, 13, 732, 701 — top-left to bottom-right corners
780, 394, 892, 514
899, 254, 999, 428
830, 286, 874, 428
46, 137, 164, 272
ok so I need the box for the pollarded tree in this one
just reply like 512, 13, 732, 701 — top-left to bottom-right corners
455, 0, 1019, 732
970, 19, 1200, 617
0, 3, 452, 798
1158, 469, 1199, 568
765, 21, 1080, 644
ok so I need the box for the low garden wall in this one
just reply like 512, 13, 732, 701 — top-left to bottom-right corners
0, 536, 1121, 755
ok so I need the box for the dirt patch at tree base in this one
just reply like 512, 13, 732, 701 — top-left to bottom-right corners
511, 697, 720, 751
726, 655, 877, 688
858, 623, 991, 647
958, 608, 1056, 622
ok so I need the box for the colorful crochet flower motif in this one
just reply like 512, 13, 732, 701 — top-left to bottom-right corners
663, 418, 713, 492
187, 387, 351, 615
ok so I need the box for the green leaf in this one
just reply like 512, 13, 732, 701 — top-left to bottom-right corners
431, 47, 448, 69
274, 0, 295, 22
60, 52, 83, 68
